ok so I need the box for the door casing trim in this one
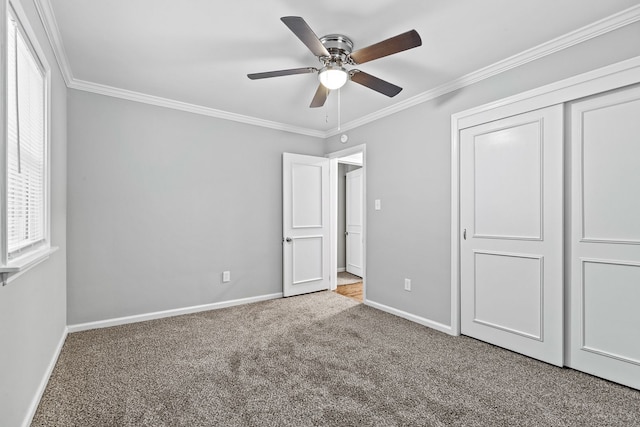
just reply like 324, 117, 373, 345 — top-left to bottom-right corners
327, 144, 366, 301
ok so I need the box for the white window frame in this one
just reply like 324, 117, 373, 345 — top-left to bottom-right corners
0, 0, 56, 285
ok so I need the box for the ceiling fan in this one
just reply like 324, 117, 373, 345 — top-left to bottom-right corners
247, 16, 422, 108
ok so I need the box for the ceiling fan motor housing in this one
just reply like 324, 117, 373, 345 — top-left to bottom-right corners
320, 34, 354, 65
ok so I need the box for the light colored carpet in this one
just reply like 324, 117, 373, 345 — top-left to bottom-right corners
337, 271, 362, 286
33, 291, 640, 426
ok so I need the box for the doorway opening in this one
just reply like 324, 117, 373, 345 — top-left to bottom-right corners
335, 272, 363, 302
328, 145, 366, 303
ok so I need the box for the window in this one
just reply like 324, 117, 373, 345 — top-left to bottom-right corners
1, 5, 51, 278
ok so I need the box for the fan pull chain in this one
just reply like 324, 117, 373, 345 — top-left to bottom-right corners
338, 88, 341, 131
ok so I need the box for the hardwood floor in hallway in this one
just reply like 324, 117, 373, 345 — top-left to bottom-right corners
334, 282, 363, 302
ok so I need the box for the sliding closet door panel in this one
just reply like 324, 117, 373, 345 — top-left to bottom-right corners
460, 105, 563, 366
569, 85, 640, 390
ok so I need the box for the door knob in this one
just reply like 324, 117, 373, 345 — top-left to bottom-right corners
285, 237, 292, 243
463, 229, 467, 240
345, 231, 349, 236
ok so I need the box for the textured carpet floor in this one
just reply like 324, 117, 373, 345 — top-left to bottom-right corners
33, 291, 640, 426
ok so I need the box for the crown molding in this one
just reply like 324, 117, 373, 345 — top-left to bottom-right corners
325, 4, 640, 137
33, 0, 73, 86
68, 79, 327, 138
32, 0, 640, 139
31, 0, 325, 138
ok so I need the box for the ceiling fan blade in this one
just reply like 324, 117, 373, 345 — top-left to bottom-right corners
349, 30, 422, 65
281, 16, 330, 58
310, 84, 329, 108
247, 67, 317, 80
350, 70, 402, 97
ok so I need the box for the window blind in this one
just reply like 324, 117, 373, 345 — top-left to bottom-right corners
6, 16, 47, 259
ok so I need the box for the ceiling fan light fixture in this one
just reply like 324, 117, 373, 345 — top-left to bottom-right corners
249, 17, 422, 108
318, 65, 348, 90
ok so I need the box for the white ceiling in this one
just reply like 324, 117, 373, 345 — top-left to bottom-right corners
45, 0, 640, 134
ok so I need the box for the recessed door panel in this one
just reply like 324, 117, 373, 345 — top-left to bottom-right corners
292, 163, 323, 228
474, 252, 542, 340
582, 261, 640, 365
292, 236, 324, 285
474, 122, 542, 240
581, 98, 640, 243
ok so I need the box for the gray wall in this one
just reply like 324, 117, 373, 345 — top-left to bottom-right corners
0, 1, 68, 425
325, 22, 640, 326
66, 90, 324, 324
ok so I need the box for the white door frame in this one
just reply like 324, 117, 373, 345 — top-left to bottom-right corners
450, 56, 640, 336
327, 144, 366, 300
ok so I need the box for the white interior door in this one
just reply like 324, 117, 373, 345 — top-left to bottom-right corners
568, 86, 640, 389
346, 168, 363, 277
460, 105, 564, 366
283, 153, 330, 297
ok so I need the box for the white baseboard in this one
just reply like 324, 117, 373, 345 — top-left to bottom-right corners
337, 267, 346, 273
67, 293, 283, 333
22, 326, 68, 427
365, 299, 456, 336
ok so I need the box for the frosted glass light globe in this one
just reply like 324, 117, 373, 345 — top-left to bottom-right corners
318, 66, 348, 90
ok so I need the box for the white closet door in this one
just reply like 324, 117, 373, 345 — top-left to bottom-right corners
569, 86, 640, 389
460, 105, 564, 366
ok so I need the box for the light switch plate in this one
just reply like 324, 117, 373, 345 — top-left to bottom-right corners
375, 199, 381, 210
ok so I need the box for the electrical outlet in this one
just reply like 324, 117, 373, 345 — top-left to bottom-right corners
222, 271, 231, 283
404, 278, 411, 291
